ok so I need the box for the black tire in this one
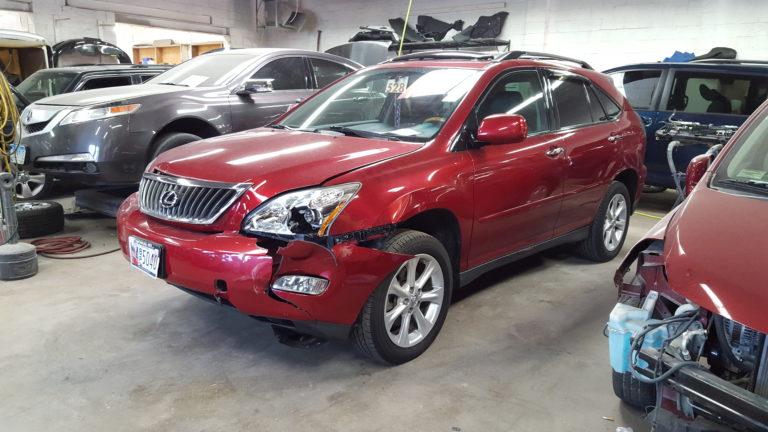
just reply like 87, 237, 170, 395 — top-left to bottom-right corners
150, 132, 201, 161
643, 185, 666, 193
612, 371, 656, 410
15, 200, 65, 239
14, 171, 53, 200
353, 230, 453, 365
577, 181, 631, 262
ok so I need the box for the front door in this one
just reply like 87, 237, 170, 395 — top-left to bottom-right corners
229, 56, 314, 131
467, 69, 566, 268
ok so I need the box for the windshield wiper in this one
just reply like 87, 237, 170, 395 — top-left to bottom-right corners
157, 82, 189, 87
322, 126, 401, 141
716, 178, 768, 194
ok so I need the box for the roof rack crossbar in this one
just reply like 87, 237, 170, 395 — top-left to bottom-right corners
386, 50, 496, 63
690, 59, 768, 66
495, 50, 593, 70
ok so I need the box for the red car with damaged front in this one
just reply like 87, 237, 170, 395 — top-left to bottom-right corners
608, 101, 768, 429
118, 51, 646, 364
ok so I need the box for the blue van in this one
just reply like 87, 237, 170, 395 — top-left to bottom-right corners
604, 60, 768, 189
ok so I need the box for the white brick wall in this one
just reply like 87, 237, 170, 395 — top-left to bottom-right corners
258, 0, 768, 70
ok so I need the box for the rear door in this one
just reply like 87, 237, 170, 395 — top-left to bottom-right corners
546, 70, 623, 235
655, 69, 768, 185
229, 56, 314, 131
607, 69, 666, 186
467, 69, 566, 267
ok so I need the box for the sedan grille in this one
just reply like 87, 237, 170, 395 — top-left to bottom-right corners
24, 121, 49, 134
138, 173, 250, 225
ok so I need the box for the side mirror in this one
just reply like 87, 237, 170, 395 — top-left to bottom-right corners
685, 154, 710, 196
476, 114, 528, 145
236, 78, 274, 96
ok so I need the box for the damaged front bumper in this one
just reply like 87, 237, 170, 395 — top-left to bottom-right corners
117, 194, 411, 339
637, 348, 768, 431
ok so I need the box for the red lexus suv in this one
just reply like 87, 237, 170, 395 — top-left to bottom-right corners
118, 51, 646, 364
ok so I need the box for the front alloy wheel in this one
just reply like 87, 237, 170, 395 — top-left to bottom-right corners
353, 230, 453, 365
384, 254, 445, 348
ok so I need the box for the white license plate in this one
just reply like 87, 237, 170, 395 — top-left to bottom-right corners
129, 236, 163, 278
9, 145, 26, 165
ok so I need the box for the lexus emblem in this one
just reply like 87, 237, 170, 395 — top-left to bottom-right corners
159, 190, 179, 208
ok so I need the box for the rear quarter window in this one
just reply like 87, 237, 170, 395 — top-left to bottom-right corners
609, 70, 661, 110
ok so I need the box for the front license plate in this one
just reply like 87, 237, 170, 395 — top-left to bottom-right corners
129, 236, 163, 279
9, 145, 26, 165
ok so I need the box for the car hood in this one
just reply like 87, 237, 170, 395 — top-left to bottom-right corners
34, 83, 189, 107
151, 128, 423, 198
664, 184, 768, 332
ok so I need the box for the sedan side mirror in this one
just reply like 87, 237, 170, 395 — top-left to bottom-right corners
476, 114, 528, 145
236, 78, 274, 96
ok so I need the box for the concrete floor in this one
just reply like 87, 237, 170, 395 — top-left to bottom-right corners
0, 191, 678, 432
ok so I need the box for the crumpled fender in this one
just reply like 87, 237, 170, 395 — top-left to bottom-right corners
614, 207, 678, 287
272, 240, 412, 325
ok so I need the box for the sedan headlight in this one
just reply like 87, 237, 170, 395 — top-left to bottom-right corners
59, 103, 140, 125
242, 183, 360, 237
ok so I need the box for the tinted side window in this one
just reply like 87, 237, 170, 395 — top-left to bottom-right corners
252, 57, 308, 91
139, 74, 158, 83
666, 71, 768, 115
311, 58, 352, 88
609, 70, 661, 110
586, 86, 608, 122
477, 70, 549, 134
548, 75, 591, 128
80, 76, 133, 90
592, 85, 622, 119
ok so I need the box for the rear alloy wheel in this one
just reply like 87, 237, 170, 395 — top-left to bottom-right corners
14, 170, 52, 200
353, 230, 453, 365
577, 181, 631, 262
603, 194, 629, 253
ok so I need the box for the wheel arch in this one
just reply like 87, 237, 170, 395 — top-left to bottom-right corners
149, 117, 220, 159
396, 208, 462, 276
613, 168, 639, 212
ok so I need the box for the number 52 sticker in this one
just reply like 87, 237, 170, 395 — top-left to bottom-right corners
385, 76, 409, 94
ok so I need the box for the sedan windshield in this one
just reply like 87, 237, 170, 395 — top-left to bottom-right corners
148, 53, 261, 88
17, 70, 78, 102
712, 110, 768, 196
278, 67, 482, 142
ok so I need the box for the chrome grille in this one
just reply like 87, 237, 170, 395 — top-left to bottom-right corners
138, 173, 250, 224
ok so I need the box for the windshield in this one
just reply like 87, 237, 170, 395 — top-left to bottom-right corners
148, 54, 260, 88
278, 67, 482, 142
712, 109, 768, 196
17, 70, 78, 102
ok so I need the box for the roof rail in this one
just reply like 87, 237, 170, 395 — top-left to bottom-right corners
386, 50, 496, 63
495, 50, 593, 70
690, 59, 768, 66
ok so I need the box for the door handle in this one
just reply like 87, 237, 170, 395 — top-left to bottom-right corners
607, 135, 624, 143
545, 147, 564, 158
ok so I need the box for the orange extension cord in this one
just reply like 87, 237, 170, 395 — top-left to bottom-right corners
30, 236, 120, 259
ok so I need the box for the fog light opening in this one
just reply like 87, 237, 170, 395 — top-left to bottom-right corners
272, 275, 328, 296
